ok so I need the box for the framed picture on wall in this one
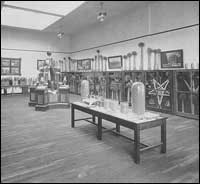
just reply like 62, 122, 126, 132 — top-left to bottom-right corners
11, 67, 20, 75
77, 59, 91, 70
108, 55, 122, 69
1, 58, 10, 66
37, 60, 46, 70
1, 57, 21, 75
161, 49, 183, 68
11, 59, 20, 67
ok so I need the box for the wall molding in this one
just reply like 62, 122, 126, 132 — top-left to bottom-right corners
1, 23, 199, 55
1, 48, 70, 54
70, 23, 199, 54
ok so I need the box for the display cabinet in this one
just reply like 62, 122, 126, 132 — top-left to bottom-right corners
60, 69, 199, 119
28, 86, 37, 106
35, 87, 49, 111
145, 70, 173, 113
175, 69, 199, 119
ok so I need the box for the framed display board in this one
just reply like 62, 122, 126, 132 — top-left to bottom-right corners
161, 49, 183, 68
77, 59, 92, 70
1, 57, 21, 75
108, 55, 122, 69
37, 60, 46, 71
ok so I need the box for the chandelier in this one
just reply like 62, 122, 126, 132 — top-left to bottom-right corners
57, 24, 64, 39
97, 2, 107, 22
57, 32, 64, 39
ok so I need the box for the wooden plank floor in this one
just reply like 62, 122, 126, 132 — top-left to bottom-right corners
1, 94, 199, 183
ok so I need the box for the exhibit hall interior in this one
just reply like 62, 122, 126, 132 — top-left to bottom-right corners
1, 1, 199, 183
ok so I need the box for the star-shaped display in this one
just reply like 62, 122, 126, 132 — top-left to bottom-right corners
148, 79, 170, 107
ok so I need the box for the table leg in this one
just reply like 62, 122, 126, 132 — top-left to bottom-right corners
92, 115, 96, 123
134, 126, 140, 164
97, 117, 102, 140
71, 105, 75, 128
116, 123, 120, 133
161, 119, 166, 153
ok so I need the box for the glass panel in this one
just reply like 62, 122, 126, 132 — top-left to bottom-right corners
2, 7, 61, 30
30, 93, 35, 101
132, 72, 144, 83
44, 94, 48, 104
13, 87, 22, 93
177, 92, 191, 113
7, 87, 12, 94
176, 72, 191, 92
11, 67, 20, 74
38, 95, 44, 105
192, 71, 199, 94
145, 72, 158, 108
192, 94, 199, 115
146, 94, 158, 108
61, 94, 66, 103
11, 59, 20, 67
4, 1, 85, 16
1, 67, 10, 74
124, 72, 132, 101
1, 58, 10, 66
107, 72, 122, 100
158, 71, 171, 110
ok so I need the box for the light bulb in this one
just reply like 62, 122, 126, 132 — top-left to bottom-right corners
97, 12, 106, 22
57, 32, 64, 39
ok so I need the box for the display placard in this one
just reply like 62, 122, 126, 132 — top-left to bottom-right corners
77, 59, 91, 70
1, 58, 10, 66
1, 57, 21, 75
161, 49, 183, 68
108, 55, 122, 69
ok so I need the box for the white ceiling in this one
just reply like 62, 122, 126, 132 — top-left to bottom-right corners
44, 1, 149, 35
1, 1, 149, 35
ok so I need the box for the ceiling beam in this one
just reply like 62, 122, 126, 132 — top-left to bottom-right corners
3, 4, 64, 17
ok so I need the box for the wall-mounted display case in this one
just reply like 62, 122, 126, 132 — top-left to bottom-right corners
63, 69, 199, 119
175, 70, 199, 119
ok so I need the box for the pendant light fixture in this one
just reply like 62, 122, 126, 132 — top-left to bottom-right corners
97, 2, 107, 22
57, 24, 64, 39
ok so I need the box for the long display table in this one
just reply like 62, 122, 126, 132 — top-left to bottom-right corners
71, 101, 167, 164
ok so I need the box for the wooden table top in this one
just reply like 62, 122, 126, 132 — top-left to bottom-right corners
71, 101, 167, 124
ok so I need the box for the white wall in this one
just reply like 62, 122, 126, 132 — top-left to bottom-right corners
1, 27, 71, 77
70, 1, 199, 70
1, 1, 199, 76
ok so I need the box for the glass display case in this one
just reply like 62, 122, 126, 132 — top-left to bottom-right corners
93, 72, 107, 97
123, 71, 145, 103
60, 69, 199, 119
107, 71, 123, 102
175, 70, 199, 119
145, 70, 173, 113
81, 72, 95, 95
